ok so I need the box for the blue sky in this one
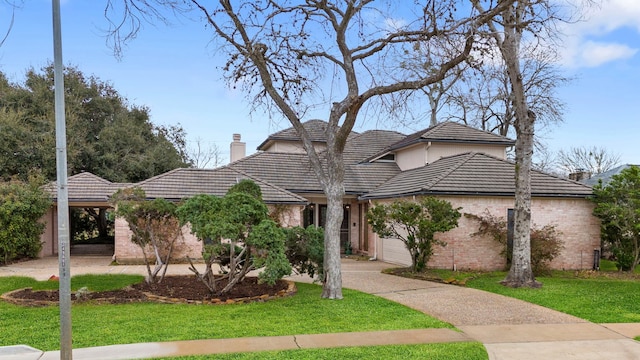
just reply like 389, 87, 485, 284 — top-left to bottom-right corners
0, 1, 638, 166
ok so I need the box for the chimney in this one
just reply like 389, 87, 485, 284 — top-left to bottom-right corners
230, 133, 246, 163
569, 168, 592, 182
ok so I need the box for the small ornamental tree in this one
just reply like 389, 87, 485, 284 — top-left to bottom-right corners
176, 180, 291, 295
466, 210, 563, 275
592, 166, 640, 271
111, 187, 181, 284
283, 225, 324, 281
0, 175, 51, 264
367, 197, 462, 272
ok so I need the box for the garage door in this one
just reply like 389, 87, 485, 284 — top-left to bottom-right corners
381, 238, 411, 266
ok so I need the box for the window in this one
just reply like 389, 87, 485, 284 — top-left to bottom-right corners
302, 205, 315, 228
376, 153, 395, 162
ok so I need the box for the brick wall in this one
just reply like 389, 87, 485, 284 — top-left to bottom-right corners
114, 217, 202, 264
115, 204, 305, 264
376, 195, 600, 271
269, 204, 304, 227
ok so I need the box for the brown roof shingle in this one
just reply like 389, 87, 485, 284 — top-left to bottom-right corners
257, 119, 361, 150
135, 167, 308, 204
45, 172, 125, 203
388, 121, 515, 151
361, 152, 593, 200
234, 129, 406, 195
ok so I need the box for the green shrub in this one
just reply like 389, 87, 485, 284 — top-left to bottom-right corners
177, 180, 291, 294
283, 226, 324, 280
466, 210, 563, 275
0, 175, 51, 264
368, 197, 461, 273
592, 165, 640, 271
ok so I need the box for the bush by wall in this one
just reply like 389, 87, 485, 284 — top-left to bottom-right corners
0, 176, 51, 264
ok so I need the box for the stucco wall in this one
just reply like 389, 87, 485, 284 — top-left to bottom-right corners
427, 144, 507, 163
264, 141, 327, 154
39, 207, 58, 258
395, 144, 427, 171
374, 195, 600, 271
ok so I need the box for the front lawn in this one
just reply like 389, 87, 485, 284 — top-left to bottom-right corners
467, 272, 640, 324
386, 267, 640, 324
159, 342, 488, 360
0, 275, 452, 351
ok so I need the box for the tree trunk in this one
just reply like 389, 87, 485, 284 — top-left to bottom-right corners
98, 208, 108, 239
499, 2, 540, 288
321, 180, 344, 299
502, 110, 540, 287
85, 207, 110, 239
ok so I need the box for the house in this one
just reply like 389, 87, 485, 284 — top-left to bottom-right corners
581, 164, 640, 187
41, 120, 600, 270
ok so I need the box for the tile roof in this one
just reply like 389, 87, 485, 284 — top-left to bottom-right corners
342, 129, 407, 163
361, 152, 594, 200
134, 166, 308, 204
387, 121, 515, 151
233, 129, 406, 195
583, 164, 639, 186
45, 172, 125, 203
257, 119, 360, 150
230, 152, 322, 193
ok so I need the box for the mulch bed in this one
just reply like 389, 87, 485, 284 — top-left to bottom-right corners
1, 275, 295, 307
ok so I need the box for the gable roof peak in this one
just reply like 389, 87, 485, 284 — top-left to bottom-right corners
257, 119, 361, 150
386, 121, 515, 152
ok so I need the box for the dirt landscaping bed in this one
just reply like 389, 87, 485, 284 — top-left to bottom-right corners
1, 276, 295, 306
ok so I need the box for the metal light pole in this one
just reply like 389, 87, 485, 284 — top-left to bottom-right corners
52, 0, 73, 358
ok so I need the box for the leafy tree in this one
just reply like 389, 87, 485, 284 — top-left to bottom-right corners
176, 180, 291, 295
0, 65, 189, 182
367, 197, 461, 273
111, 187, 182, 284
0, 174, 52, 264
466, 211, 563, 276
106, 0, 517, 299
592, 166, 640, 271
283, 225, 324, 280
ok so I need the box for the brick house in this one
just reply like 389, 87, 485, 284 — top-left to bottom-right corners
42, 120, 599, 270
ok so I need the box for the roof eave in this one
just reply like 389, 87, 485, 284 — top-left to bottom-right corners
360, 190, 592, 201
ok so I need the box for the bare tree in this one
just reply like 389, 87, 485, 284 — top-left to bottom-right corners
557, 146, 621, 176
0, 1, 20, 48
392, 37, 469, 127
188, 138, 224, 168
532, 145, 560, 175
447, 43, 569, 138
472, 0, 593, 287
106, 0, 515, 298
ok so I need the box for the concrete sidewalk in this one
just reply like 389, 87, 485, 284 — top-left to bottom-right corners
0, 328, 471, 360
2, 256, 640, 359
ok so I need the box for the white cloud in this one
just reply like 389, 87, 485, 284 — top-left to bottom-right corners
577, 40, 637, 67
576, 0, 640, 34
558, 0, 640, 68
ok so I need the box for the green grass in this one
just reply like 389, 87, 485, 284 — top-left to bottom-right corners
467, 272, 640, 323
599, 259, 640, 274
387, 266, 640, 324
158, 342, 488, 360
0, 275, 451, 351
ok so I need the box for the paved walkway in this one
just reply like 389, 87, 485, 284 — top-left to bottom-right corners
2, 256, 640, 359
